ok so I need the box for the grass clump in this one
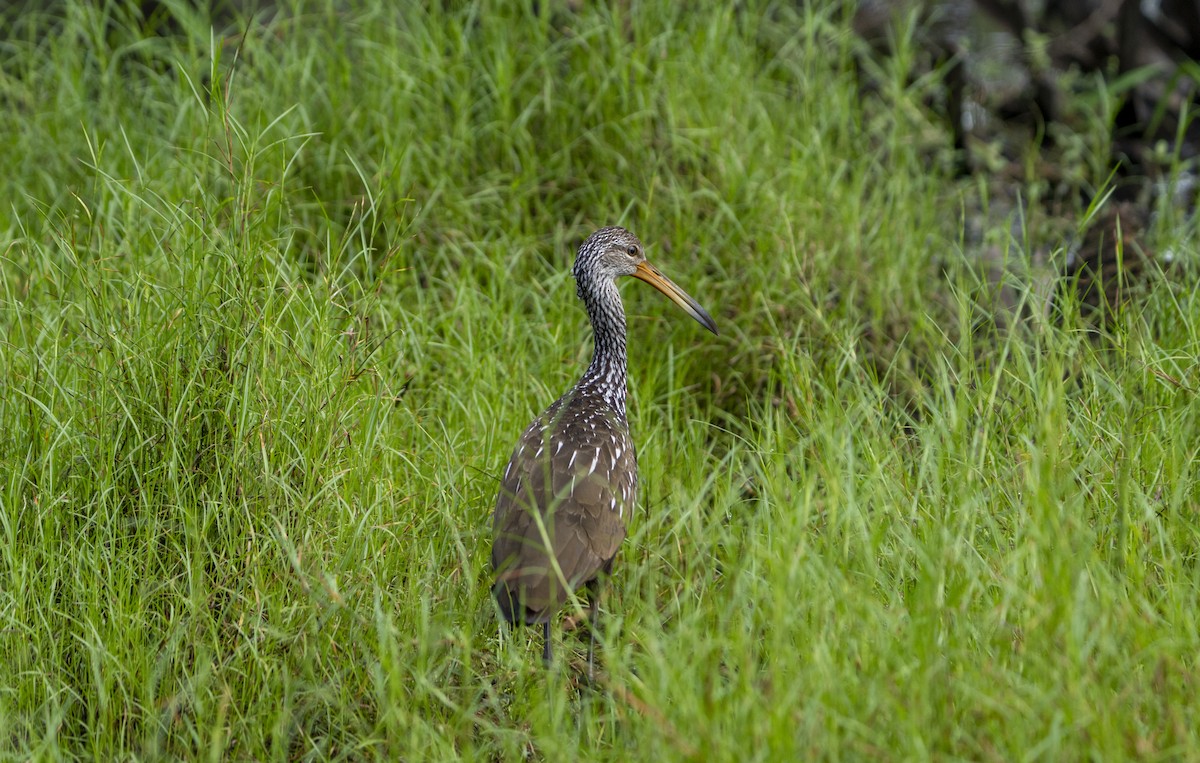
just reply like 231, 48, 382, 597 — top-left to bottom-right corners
1, 1, 1197, 760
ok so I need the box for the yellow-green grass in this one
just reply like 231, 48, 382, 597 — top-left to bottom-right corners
1, 2, 1197, 760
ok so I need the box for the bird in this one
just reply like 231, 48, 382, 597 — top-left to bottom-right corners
490, 226, 718, 671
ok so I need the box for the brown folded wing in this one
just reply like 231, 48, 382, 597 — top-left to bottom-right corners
491, 392, 637, 624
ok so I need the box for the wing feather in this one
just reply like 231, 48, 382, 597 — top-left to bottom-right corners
491, 392, 637, 623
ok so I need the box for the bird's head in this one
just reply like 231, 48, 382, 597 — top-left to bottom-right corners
573, 226, 719, 335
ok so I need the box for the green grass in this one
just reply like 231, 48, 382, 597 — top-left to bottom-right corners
1, 1, 1198, 760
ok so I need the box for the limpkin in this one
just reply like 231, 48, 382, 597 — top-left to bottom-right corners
490, 226, 718, 669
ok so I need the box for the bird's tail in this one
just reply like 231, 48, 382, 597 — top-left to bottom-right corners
493, 578, 549, 625
492, 579, 521, 625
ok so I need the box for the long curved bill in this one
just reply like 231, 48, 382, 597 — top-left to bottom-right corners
632, 260, 719, 336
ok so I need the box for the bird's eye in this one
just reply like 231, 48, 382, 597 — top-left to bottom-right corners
626, 245, 638, 256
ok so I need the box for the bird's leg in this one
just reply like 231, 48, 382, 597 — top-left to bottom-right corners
586, 578, 603, 682
543, 621, 552, 666
587, 620, 597, 682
